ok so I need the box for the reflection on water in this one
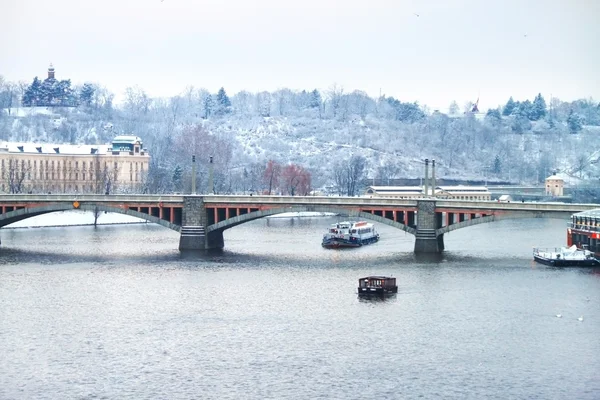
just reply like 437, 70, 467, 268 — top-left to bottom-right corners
1, 216, 599, 400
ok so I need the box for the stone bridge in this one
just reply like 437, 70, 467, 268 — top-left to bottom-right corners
0, 194, 597, 253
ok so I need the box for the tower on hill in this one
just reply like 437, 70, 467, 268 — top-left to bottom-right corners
47, 63, 55, 80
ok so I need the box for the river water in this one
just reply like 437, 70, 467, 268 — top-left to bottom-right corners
0, 216, 599, 400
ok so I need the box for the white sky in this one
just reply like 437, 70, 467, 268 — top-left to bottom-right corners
2, 0, 599, 111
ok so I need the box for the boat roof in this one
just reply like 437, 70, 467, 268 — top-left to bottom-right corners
572, 209, 600, 218
359, 276, 394, 280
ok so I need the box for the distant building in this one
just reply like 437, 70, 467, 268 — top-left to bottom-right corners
364, 185, 491, 200
365, 186, 424, 199
434, 185, 491, 201
545, 174, 564, 197
0, 135, 149, 194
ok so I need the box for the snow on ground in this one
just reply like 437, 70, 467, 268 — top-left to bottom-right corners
266, 212, 336, 218
4, 211, 335, 228
4, 210, 146, 228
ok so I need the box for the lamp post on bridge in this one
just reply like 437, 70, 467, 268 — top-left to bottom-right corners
191, 155, 196, 194
208, 156, 214, 194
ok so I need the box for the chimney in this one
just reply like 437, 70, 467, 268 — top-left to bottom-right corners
431, 159, 436, 196
36, 147, 42, 153
17, 145, 24, 152
424, 159, 429, 197
53, 147, 60, 154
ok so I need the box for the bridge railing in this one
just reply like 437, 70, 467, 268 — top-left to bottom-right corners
0, 194, 184, 203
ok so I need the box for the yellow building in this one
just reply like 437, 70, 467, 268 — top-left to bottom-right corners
0, 135, 149, 194
545, 174, 564, 197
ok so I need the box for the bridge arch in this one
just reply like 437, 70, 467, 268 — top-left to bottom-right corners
0, 203, 181, 232
436, 210, 570, 235
207, 205, 417, 235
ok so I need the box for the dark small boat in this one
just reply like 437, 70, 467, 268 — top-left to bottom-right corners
358, 276, 398, 296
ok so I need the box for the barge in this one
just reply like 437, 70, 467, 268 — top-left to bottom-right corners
358, 276, 398, 296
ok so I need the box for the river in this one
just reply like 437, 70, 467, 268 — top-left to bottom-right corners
1, 215, 599, 399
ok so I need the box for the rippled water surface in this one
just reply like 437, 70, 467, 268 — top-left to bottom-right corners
1, 216, 599, 399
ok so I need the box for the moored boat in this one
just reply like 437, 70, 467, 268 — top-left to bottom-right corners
533, 245, 599, 267
358, 276, 398, 296
568, 209, 600, 258
321, 220, 379, 249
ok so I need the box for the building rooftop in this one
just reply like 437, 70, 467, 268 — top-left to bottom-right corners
0, 142, 112, 155
0, 136, 146, 155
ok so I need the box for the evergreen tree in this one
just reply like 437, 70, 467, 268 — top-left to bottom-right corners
216, 87, 231, 114
386, 97, 425, 122
502, 96, 516, 116
530, 93, 547, 121
493, 155, 502, 174
567, 109, 583, 134
172, 165, 183, 191
79, 83, 95, 107
203, 94, 214, 118
22, 77, 42, 106
546, 113, 556, 129
517, 100, 532, 118
309, 89, 322, 108
485, 108, 502, 125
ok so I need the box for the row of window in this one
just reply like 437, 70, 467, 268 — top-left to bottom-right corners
371, 194, 491, 200
1, 160, 145, 182
1, 183, 101, 193
2, 159, 144, 171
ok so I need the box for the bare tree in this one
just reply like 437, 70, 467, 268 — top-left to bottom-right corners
332, 160, 348, 196
572, 154, 589, 178
327, 83, 344, 118
331, 155, 367, 196
7, 158, 31, 194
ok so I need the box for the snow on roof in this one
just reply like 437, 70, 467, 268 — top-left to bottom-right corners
10, 107, 61, 118
436, 185, 490, 192
0, 141, 112, 155
367, 186, 423, 192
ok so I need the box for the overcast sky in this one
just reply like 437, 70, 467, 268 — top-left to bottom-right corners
3, 0, 599, 111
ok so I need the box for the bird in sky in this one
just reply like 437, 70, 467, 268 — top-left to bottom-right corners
414, 13, 420, 17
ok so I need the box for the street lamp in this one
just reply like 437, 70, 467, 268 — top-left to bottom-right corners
191, 155, 196, 194
208, 156, 214, 194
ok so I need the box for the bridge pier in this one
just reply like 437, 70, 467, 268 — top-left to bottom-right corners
414, 199, 444, 253
178, 196, 224, 251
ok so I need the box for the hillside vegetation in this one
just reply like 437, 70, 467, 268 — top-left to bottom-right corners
1, 78, 599, 196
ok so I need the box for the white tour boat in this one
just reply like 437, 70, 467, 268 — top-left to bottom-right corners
321, 221, 380, 249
